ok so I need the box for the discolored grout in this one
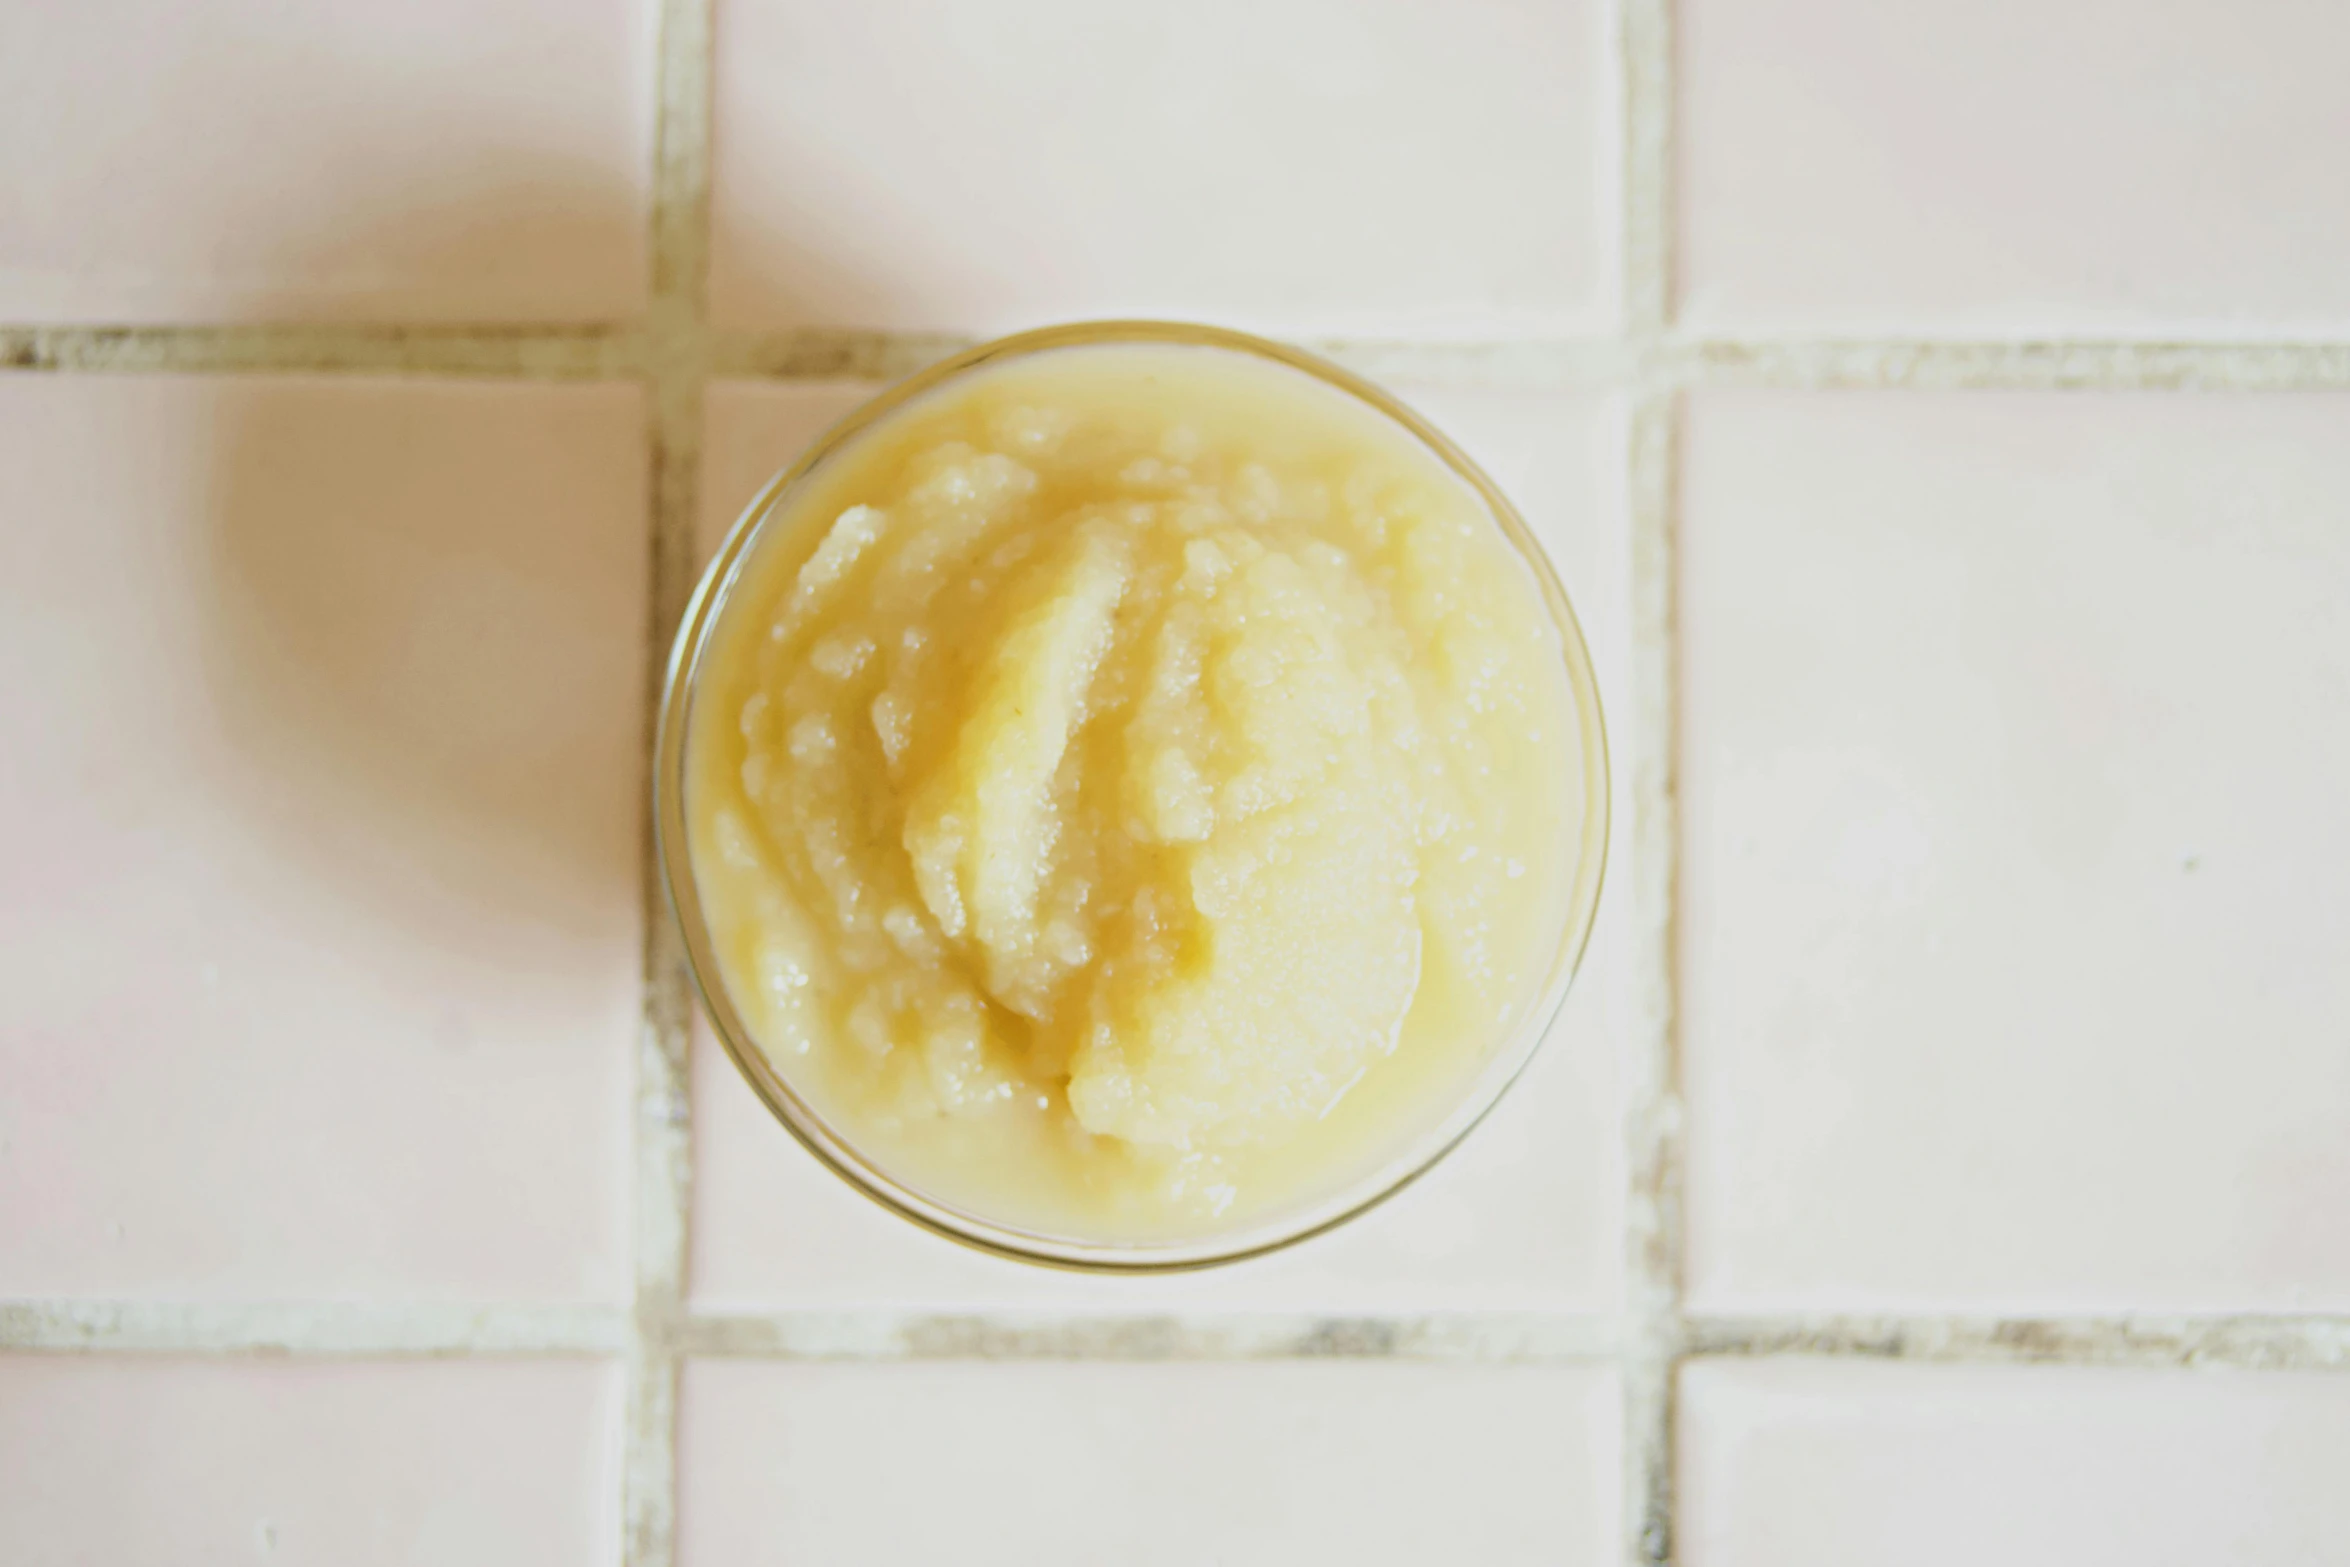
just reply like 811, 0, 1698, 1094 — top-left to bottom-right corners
1668, 336, 2350, 392
1613, 380, 1695, 1567
1306, 336, 1636, 392
9, 321, 2350, 395
1615, 0, 1686, 1554
623, 0, 716, 1563
1621, 387, 1687, 1564
709, 327, 976, 383
0, 1300, 629, 1358
680, 1311, 1625, 1365
10, 1299, 2350, 1372
1685, 1315, 2350, 1373
0, 322, 642, 379
711, 329, 1637, 391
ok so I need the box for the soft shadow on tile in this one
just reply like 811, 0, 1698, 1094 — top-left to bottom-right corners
0, 143, 661, 1306
201, 389, 644, 945
0, 137, 982, 1299
0, 369, 644, 1302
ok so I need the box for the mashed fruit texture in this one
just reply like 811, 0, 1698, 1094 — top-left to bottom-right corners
689, 346, 1576, 1236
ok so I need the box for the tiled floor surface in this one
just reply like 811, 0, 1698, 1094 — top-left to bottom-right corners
3, 0, 2347, 1563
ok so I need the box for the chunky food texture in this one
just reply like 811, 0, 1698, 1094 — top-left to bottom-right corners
688, 346, 1577, 1236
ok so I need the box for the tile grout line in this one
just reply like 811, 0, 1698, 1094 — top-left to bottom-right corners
1662, 336, 2350, 391
0, 322, 648, 378
1622, 390, 1684, 1567
1686, 1314, 2350, 1372
7, 1298, 2349, 1369
626, 0, 715, 1563
1620, 0, 1683, 1562
8, 323, 2350, 391
0, 1301, 632, 1357
680, 1311, 1631, 1364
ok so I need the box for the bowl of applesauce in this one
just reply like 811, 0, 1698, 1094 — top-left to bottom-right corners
656, 321, 1608, 1269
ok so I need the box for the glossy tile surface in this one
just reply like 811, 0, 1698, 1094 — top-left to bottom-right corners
0, 376, 645, 1301
1679, 0, 2350, 335
1681, 391, 2350, 1311
709, 0, 1614, 334
0, 1356, 621, 1566
681, 1360, 1621, 1567
0, 0, 652, 322
1680, 1359, 2350, 1567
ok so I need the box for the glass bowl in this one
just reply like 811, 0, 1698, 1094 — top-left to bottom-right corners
655, 320, 1609, 1271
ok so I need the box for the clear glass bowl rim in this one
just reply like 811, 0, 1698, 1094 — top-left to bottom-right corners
654, 318, 1611, 1272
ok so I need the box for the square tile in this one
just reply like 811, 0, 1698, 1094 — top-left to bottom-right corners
1680, 391, 2350, 1312
0, 376, 646, 1301
0, 0, 652, 322
1678, 0, 2350, 336
686, 382, 1628, 1310
681, 1359, 1620, 1567
709, 0, 1614, 335
0, 1356, 620, 1566
1680, 1359, 2350, 1567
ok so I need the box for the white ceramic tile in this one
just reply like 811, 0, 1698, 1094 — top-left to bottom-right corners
709, 0, 1613, 335
686, 382, 1627, 1310
1680, 391, 2350, 1312
0, 0, 652, 322
0, 1356, 621, 1566
0, 376, 645, 1301
680, 1360, 1620, 1567
1678, 0, 2350, 336
1680, 1359, 2350, 1567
